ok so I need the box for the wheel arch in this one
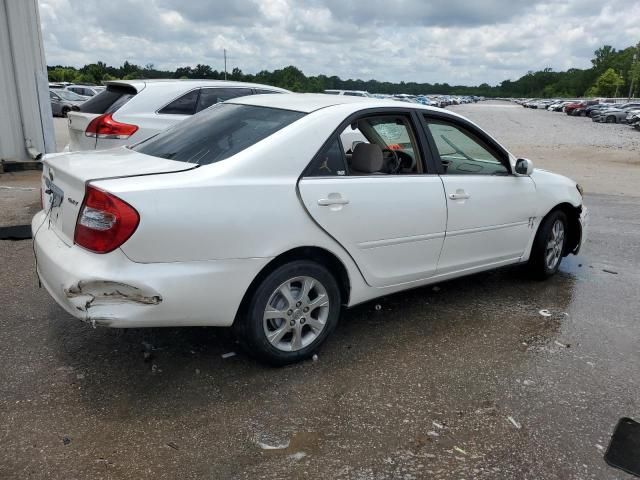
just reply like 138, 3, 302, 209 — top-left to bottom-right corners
540, 202, 582, 255
233, 246, 351, 326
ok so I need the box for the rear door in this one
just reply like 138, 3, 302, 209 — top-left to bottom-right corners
67, 83, 139, 151
298, 111, 447, 288
422, 114, 537, 274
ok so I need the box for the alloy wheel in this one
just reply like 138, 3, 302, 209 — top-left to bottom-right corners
263, 276, 330, 352
545, 219, 565, 270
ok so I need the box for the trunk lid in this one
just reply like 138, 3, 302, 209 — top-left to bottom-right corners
41, 148, 197, 246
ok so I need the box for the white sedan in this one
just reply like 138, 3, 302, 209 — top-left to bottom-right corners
33, 94, 587, 365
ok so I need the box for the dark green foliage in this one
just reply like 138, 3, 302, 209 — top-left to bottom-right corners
47, 42, 640, 98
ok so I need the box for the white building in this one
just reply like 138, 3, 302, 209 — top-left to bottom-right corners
0, 0, 54, 164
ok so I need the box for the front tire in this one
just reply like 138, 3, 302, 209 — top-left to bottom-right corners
527, 211, 568, 280
236, 260, 341, 365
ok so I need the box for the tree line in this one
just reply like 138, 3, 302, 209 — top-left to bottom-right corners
48, 43, 640, 98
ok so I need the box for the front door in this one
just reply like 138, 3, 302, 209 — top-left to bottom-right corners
422, 116, 537, 274
298, 112, 447, 288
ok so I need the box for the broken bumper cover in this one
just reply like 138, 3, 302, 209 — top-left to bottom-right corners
575, 205, 588, 254
32, 212, 271, 328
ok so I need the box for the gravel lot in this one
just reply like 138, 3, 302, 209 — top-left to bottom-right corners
1, 102, 639, 479
450, 102, 640, 197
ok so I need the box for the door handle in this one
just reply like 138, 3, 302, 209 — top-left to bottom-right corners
318, 197, 350, 206
448, 191, 471, 200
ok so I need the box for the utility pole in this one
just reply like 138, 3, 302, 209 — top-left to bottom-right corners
629, 44, 640, 100
224, 49, 227, 80
629, 54, 637, 101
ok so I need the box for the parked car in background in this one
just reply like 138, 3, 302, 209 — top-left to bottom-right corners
65, 84, 105, 98
585, 103, 611, 117
35, 94, 587, 365
592, 103, 640, 123
567, 100, 598, 116
49, 89, 86, 117
66, 79, 289, 151
564, 101, 585, 115
625, 110, 640, 125
324, 89, 372, 97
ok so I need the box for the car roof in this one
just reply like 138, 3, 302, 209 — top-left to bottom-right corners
104, 79, 289, 93
229, 93, 448, 114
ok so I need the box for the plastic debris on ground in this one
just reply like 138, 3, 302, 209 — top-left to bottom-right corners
288, 452, 307, 461
258, 441, 290, 450
507, 416, 522, 429
538, 309, 552, 317
221, 352, 236, 359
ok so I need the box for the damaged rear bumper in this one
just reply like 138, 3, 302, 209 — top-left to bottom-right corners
32, 211, 271, 328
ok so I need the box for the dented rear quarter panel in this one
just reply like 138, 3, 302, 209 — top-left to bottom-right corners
32, 211, 272, 327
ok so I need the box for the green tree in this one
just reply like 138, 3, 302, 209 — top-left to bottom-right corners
591, 68, 624, 97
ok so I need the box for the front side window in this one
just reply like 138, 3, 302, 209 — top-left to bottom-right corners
158, 89, 199, 115
133, 103, 305, 165
425, 119, 509, 175
196, 88, 253, 112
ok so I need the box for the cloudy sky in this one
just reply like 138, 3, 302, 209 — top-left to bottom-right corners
38, 0, 640, 86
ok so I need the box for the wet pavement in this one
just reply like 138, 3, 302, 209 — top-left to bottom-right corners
1, 104, 640, 479
1, 191, 638, 479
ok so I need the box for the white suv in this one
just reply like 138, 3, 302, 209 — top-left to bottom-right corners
66, 80, 289, 151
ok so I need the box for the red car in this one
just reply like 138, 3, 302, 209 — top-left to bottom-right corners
564, 102, 585, 115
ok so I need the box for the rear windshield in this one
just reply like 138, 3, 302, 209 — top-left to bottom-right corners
79, 84, 137, 114
132, 103, 305, 165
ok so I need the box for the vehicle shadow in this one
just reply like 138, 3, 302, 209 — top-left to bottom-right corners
47, 262, 582, 419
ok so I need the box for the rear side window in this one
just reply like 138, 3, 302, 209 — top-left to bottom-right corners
196, 87, 253, 112
132, 104, 305, 165
305, 137, 347, 177
158, 89, 199, 115
255, 88, 282, 95
79, 85, 136, 114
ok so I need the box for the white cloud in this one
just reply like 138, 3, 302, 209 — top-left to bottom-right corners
39, 0, 640, 85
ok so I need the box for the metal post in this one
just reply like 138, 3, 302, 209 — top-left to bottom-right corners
224, 49, 227, 80
629, 53, 638, 101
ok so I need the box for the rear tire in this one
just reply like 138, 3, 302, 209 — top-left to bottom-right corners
235, 260, 341, 366
606, 115, 616, 124
527, 210, 568, 280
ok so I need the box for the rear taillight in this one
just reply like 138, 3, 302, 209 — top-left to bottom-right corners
74, 185, 139, 253
85, 113, 138, 139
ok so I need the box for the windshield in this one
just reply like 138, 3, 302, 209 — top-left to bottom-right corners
132, 103, 305, 165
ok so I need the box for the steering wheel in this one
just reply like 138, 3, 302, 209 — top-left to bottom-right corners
382, 148, 402, 174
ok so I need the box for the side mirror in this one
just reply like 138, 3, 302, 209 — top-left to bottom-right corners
515, 158, 534, 175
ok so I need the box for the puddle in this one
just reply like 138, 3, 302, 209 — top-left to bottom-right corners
257, 431, 323, 456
